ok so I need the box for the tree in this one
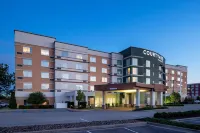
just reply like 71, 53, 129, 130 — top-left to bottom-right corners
0, 64, 15, 97
170, 92, 181, 103
27, 92, 46, 105
9, 91, 17, 109
76, 90, 85, 103
165, 96, 171, 104
197, 96, 200, 100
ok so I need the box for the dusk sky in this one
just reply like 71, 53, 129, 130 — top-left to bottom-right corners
0, 0, 200, 83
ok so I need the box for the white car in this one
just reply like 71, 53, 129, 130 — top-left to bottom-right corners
194, 100, 200, 104
0, 102, 9, 107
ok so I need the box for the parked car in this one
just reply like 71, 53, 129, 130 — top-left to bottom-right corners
0, 102, 9, 107
194, 100, 200, 104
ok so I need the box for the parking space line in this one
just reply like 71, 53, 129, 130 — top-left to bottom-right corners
148, 125, 189, 133
124, 127, 138, 133
80, 118, 89, 122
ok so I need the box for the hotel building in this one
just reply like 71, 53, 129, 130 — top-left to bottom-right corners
187, 83, 200, 99
15, 30, 168, 108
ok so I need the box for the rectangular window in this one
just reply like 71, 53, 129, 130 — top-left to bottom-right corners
23, 82, 32, 89
90, 57, 96, 63
159, 66, 162, 71
126, 77, 130, 83
181, 73, 183, 76
102, 59, 107, 64
165, 69, 168, 73
166, 82, 168, 86
102, 68, 107, 73
76, 85, 83, 90
159, 81, 162, 84
132, 67, 138, 75
76, 64, 83, 69
23, 59, 32, 65
171, 77, 174, 80
177, 71, 180, 75
41, 60, 49, 67
166, 76, 168, 80
126, 58, 131, 66
76, 74, 82, 80
159, 73, 162, 78
23, 70, 32, 77
146, 78, 150, 84
102, 77, 107, 82
117, 69, 122, 75
127, 68, 131, 75
90, 86, 94, 91
61, 63, 67, 68
62, 51, 68, 57
132, 58, 138, 66
171, 70, 175, 74
90, 76, 96, 81
41, 83, 49, 90
117, 78, 122, 83
146, 60, 150, 67
90, 66, 96, 72
62, 73, 69, 79
41, 49, 49, 56
41, 72, 49, 78
177, 77, 180, 81
23, 46, 32, 53
171, 83, 174, 87
117, 60, 122, 65
146, 69, 150, 76
132, 77, 138, 82
76, 54, 83, 59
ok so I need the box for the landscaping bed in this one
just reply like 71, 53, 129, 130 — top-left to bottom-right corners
133, 106, 168, 111
154, 110, 200, 119
141, 117, 200, 130
0, 119, 139, 133
18, 105, 54, 109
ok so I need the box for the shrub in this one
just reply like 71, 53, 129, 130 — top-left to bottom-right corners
154, 110, 200, 119
164, 103, 184, 106
9, 92, 17, 109
18, 105, 54, 109
170, 92, 181, 103
27, 92, 46, 105
134, 106, 167, 111
66, 101, 74, 108
78, 102, 87, 109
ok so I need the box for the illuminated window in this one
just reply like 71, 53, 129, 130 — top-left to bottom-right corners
146, 69, 150, 76
76, 54, 83, 59
90, 57, 96, 62
171, 70, 175, 74
127, 68, 131, 75
165, 69, 168, 73
41, 49, 49, 56
23, 82, 32, 89
102, 77, 107, 82
90, 66, 96, 72
41, 72, 49, 78
146, 78, 150, 84
23, 46, 32, 53
126, 77, 130, 83
102, 68, 107, 73
23, 70, 32, 77
132, 67, 138, 75
177, 71, 180, 75
90, 76, 96, 81
132, 77, 138, 82
41, 84, 49, 90
102, 59, 107, 64
171, 77, 174, 80
90, 86, 94, 91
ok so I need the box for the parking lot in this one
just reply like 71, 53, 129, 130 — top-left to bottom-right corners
176, 117, 200, 125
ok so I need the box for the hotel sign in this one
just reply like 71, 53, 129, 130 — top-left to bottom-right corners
143, 50, 164, 63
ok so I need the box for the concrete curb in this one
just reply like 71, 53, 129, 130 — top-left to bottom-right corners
147, 122, 199, 133
23, 122, 147, 133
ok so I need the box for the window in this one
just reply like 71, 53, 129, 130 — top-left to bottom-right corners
181, 73, 183, 76
23, 70, 32, 77
90, 57, 96, 62
177, 71, 180, 75
23, 59, 32, 65
166, 76, 168, 80
23, 83, 32, 89
146, 78, 150, 84
102, 77, 107, 82
76, 85, 83, 90
177, 77, 180, 81
132, 77, 138, 82
102, 59, 107, 64
171, 77, 174, 80
126, 68, 131, 75
117, 69, 122, 75
41, 49, 49, 56
62, 73, 69, 79
159, 81, 162, 84
146, 60, 150, 67
102, 68, 107, 73
23, 46, 32, 53
153, 64, 155, 67
132, 58, 138, 66
117, 78, 122, 83
171, 70, 175, 74
76, 64, 82, 69
90, 66, 96, 72
41, 72, 49, 78
76, 54, 83, 59
61, 63, 67, 68
159, 66, 162, 71
146, 69, 150, 76
165, 69, 168, 73
126, 77, 130, 83
117, 60, 122, 65
166, 82, 168, 86
90, 76, 96, 81
41, 60, 49, 67
76, 74, 82, 80
90, 86, 94, 91
171, 83, 174, 87
159, 74, 162, 78
62, 51, 68, 57
153, 72, 154, 76
41, 83, 49, 90
126, 58, 131, 66
132, 67, 138, 75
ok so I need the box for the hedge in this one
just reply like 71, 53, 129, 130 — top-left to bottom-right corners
154, 110, 200, 119
142, 117, 200, 130
18, 105, 54, 109
134, 106, 167, 111
164, 103, 184, 106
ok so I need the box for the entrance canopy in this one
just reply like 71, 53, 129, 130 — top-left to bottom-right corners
94, 82, 167, 92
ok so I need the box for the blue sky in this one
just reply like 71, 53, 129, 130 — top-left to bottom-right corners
0, 0, 200, 83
